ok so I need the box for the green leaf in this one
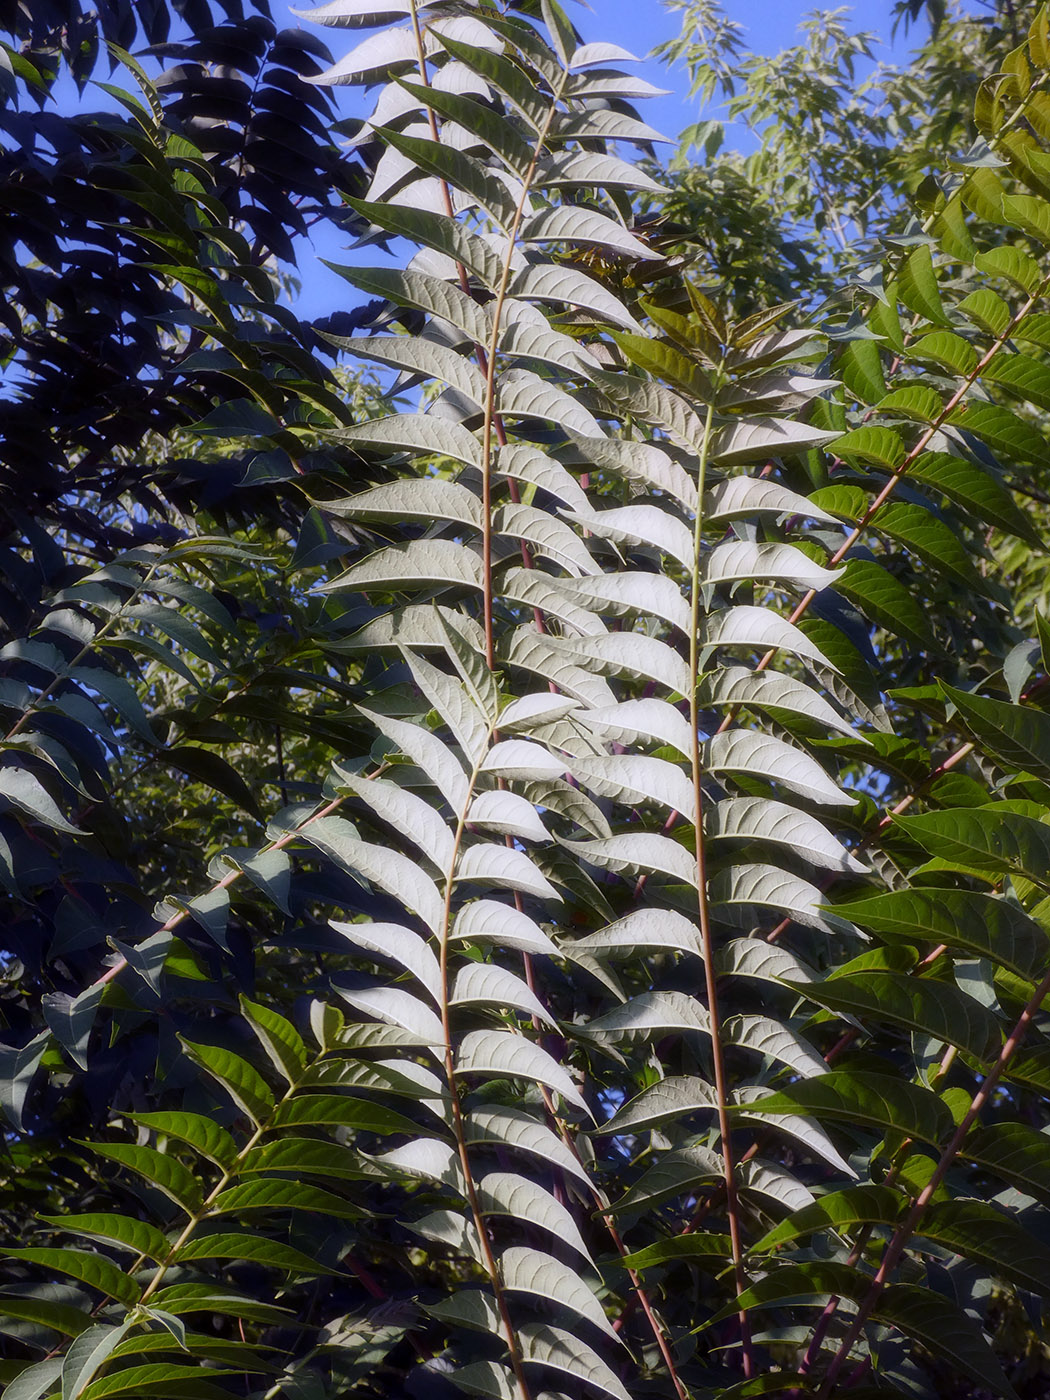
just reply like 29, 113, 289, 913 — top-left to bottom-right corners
0, 1250, 139, 1306
370, 125, 515, 228
79, 1362, 242, 1400
941, 683, 1050, 780
502, 1248, 616, 1339
0, 765, 80, 834
519, 1324, 632, 1400
837, 558, 937, 647
974, 244, 1044, 294
147, 1284, 292, 1324
400, 79, 533, 178
180, 1040, 275, 1127
733, 1071, 953, 1145
271, 1094, 421, 1134
466, 1108, 592, 1187
617, 1234, 733, 1271
947, 400, 1049, 464
897, 244, 951, 325
1001, 192, 1050, 245
105, 1332, 268, 1366
433, 34, 547, 129
127, 1112, 237, 1169
0, 1297, 92, 1338
331, 413, 481, 470
908, 451, 1038, 543
165, 748, 260, 819
346, 195, 502, 288
611, 332, 715, 402
60, 1321, 133, 1400
77, 1142, 203, 1214
838, 338, 886, 404
788, 971, 1002, 1062
478, 1173, 591, 1262
961, 1121, 1050, 1205
239, 998, 308, 1085
910, 329, 978, 376
239, 1138, 370, 1180
209, 1179, 363, 1219
984, 351, 1050, 411
40, 1214, 168, 1264
323, 265, 489, 344
958, 288, 1012, 336
919, 1197, 1050, 1296
873, 1287, 1019, 1398
834, 888, 1049, 978
830, 425, 906, 469
456, 1030, 588, 1114
708, 1260, 864, 1322
894, 804, 1050, 885
176, 1233, 339, 1275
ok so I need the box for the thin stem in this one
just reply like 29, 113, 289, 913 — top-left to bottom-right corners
477, 86, 568, 670
438, 738, 534, 1400
688, 392, 754, 1377
818, 959, 1050, 1397
94, 792, 349, 990
5, 555, 163, 743
518, 950, 693, 1400
727, 270, 1050, 707
405, 0, 551, 663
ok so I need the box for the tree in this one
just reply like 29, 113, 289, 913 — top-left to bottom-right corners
3, 2, 1050, 1400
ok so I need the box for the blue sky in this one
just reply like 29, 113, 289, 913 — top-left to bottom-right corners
46, 1, 957, 314
291, 0, 950, 314
577, 0, 936, 138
